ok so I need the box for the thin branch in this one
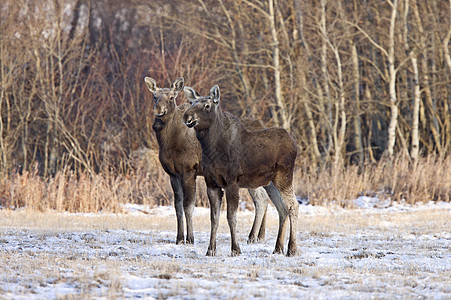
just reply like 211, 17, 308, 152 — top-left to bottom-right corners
345, 20, 389, 57
241, 0, 269, 17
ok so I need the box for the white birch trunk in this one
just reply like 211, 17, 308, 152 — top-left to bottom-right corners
331, 46, 346, 167
320, 0, 333, 153
386, 0, 399, 160
268, 0, 289, 130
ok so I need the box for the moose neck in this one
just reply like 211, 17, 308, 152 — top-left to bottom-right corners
154, 108, 186, 149
195, 107, 241, 168
195, 107, 224, 144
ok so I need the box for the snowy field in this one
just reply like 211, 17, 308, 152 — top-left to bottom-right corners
0, 199, 450, 299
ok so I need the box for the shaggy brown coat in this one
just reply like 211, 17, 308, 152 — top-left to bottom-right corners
183, 85, 299, 256
144, 77, 269, 245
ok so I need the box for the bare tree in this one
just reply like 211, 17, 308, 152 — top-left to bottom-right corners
411, 0, 442, 155
350, 0, 401, 159
443, 0, 451, 155
2, 0, 451, 180
318, 0, 347, 166
268, 0, 289, 129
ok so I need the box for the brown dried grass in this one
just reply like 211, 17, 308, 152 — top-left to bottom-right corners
0, 154, 449, 212
296, 154, 451, 207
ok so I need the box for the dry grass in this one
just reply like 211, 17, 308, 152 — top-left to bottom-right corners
0, 154, 450, 213
0, 206, 450, 299
0, 202, 448, 239
296, 154, 451, 207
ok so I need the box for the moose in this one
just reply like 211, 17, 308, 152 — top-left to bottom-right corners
183, 85, 299, 256
144, 77, 269, 245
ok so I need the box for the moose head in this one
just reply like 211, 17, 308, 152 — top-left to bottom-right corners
183, 85, 220, 131
144, 77, 185, 122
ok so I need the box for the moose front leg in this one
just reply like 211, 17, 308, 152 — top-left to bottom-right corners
206, 187, 223, 256
225, 184, 241, 256
181, 173, 197, 244
170, 175, 184, 245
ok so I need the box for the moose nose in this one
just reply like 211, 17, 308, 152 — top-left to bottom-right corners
155, 106, 167, 118
183, 114, 197, 128
155, 110, 167, 118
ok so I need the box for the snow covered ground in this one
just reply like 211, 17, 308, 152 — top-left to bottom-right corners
0, 200, 450, 299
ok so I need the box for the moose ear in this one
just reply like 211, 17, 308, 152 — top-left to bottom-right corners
144, 77, 159, 94
184, 86, 200, 104
210, 85, 220, 104
171, 77, 185, 93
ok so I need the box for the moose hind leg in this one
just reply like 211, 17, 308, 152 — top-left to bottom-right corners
258, 206, 268, 241
181, 174, 197, 244
206, 187, 223, 256
273, 178, 299, 257
170, 175, 184, 244
226, 184, 241, 256
246, 187, 269, 243
264, 182, 288, 254
285, 189, 299, 257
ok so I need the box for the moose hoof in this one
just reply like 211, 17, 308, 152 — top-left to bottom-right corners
273, 247, 284, 255
247, 236, 257, 244
247, 236, 263, 244
186, 237, 194, 245
231, 245, 241, 256
206, 249, 216, 256
231, 249, 241, 256
286, 248, 298, 257
176, 238, 184, 245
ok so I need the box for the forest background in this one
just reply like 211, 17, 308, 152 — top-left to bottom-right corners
0, 0, 450, 211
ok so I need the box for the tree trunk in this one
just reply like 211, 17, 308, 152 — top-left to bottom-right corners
234, 2, 255, 114
268, 0, 289, 130
299, 69, 321, 169
386, 0, 399, 160
293, 0, 321, 167
364, 85, 376, 163
411, 0, 442, 155
320, 0, 333, 155
293, 0, 310, 53
68, 0, 82, 42
442, 0, 451, 155
410, 52, 421, 161
351, 41, 364, 164
331, 44, 346, 167
403, 0, 420, 161
0, 53, 7, 173
220, 0, 253, 114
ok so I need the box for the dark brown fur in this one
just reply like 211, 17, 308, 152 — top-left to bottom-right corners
183, 85, 299, 256
144, 77, 269, 245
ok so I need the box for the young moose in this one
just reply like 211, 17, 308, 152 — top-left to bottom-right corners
144, 77, 269, 245
183, 85, 299, 256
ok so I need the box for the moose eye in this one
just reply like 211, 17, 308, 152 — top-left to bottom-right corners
170, 96, 174, 101
205, 103, 211, 110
